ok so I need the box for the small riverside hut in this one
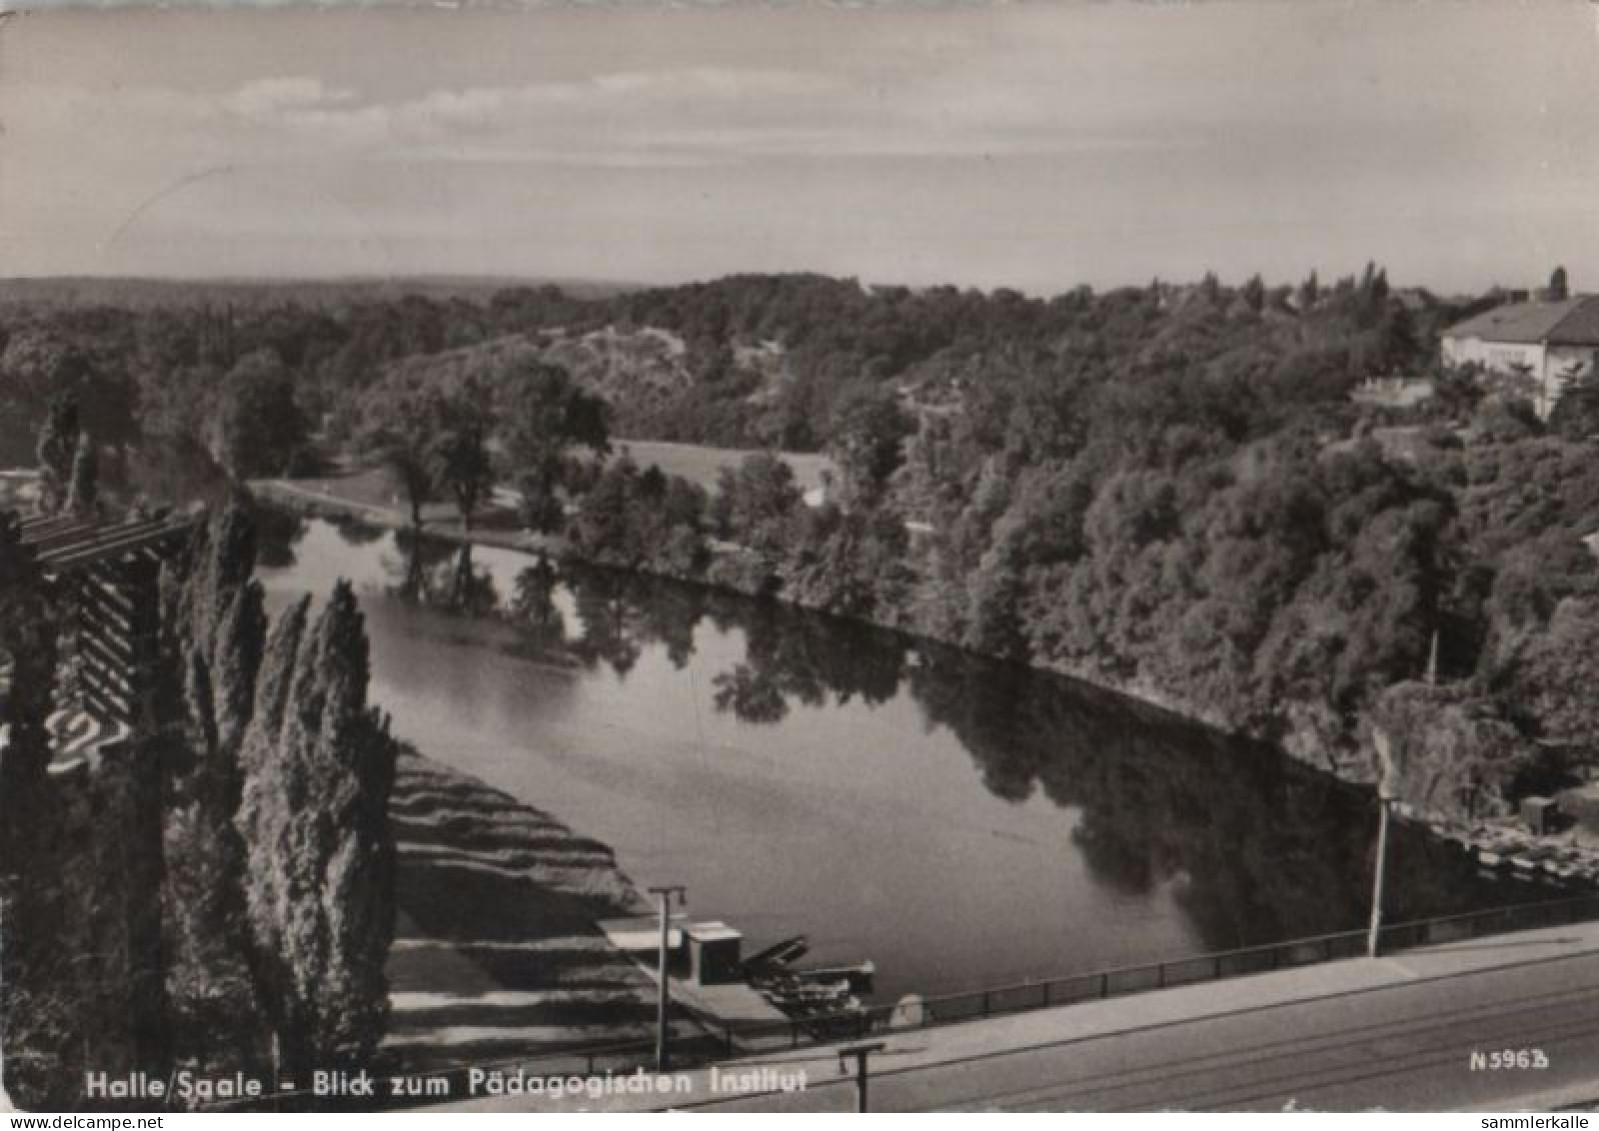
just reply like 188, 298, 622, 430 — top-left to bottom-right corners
1520, 796, 1561, 837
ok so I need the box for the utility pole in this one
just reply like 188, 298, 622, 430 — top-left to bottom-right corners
648, 884, 686, 1073
838, 1042, 887, 1113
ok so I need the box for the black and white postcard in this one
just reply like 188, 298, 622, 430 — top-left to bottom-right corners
3, 0, 1599, 1115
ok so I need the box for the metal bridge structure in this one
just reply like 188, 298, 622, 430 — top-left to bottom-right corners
11, 511, 198, 761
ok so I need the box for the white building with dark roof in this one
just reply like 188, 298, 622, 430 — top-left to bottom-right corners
1441, 295, 1599, 417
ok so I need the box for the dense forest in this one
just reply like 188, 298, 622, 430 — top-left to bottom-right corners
3, 266, 1598, 823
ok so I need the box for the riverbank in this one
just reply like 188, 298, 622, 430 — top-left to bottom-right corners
384, 746, 658, 1072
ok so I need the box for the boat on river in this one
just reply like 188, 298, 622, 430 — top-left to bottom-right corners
761, 976, 856, 1011
743, 935, 869, 1019
789, 960, 876, 994
744, 935, 811, 972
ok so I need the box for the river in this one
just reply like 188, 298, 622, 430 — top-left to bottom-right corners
256, 512, 1534, 1004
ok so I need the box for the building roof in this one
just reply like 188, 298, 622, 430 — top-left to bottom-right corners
685, 921, 742, 943
1443, 295, 1599, 346
1545, 296, 1599, 345
597, 916, 685, 952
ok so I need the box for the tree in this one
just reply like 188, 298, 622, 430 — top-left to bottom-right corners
1368, 683, 1526, 820
1241, 274, 1266, 313
0, 511, 57, 799
140, 363, 223, 447
65, 433, 98, 517
781, 503, 912, 621
829, 386, 913, 509
155, 502, 271, 1074
2, 331, 136, 468
0, 511, 63, 1107
570, 456, 641, 567
360, 379, 441, 529
236, 582, 398, 1076
1296, 270, 1320, 311
1548, 266, 1570, 302
213, 350, 306, 479
568, 457, 709, 578
429, 395, 494, 530
1509, 596, 1599, 759
1548, 366, 1599, 440
711, 452, 802, 551
35, 392, 80, 513
1474, 370, 1543, 440
498, 361, 610, 533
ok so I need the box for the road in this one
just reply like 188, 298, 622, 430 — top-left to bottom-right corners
440, 920, 1599, 1113
702, 947, 1599, 1112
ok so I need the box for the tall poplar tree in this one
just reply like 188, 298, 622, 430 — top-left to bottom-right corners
236, 582, 398, 1075
157, 502, 270, 1072
65, 433, 99, 517
0, 511, 64, 1106
35, 393, 80, 514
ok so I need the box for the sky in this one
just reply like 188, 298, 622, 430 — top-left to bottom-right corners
2, 0, 1598, 295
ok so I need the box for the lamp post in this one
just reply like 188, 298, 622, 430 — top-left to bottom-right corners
648, 884, 686, 1073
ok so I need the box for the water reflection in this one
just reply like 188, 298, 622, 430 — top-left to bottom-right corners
487, 541, 1535, 945
252, 506, 306, 570
330, 514, 389, 547
508, 556, 565, 638
726, 604, 904, 719
710, 664, 787, 724
382, 534, 499, 615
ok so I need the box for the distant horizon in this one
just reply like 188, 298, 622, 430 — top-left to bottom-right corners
5, 2, 1597, 294
0, 263, 1570, 305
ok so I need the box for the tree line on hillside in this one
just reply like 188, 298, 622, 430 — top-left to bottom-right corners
3, 266, 1598, 822
0, 501, 398, 1110
0, 263, 1478, 479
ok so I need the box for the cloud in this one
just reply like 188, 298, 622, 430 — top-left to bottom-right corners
4, 57, 1199, 188
207, 67, 844, 148
223, 76, 356, 119
387, 145, 734, 170
105, 66, 852, 167
629, 124, 1202, 161
200, 66, 1192, 168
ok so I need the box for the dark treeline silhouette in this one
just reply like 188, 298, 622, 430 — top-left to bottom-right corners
0, 501, 398, 1109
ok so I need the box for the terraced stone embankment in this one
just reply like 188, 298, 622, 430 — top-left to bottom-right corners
383, 749, 656, 1071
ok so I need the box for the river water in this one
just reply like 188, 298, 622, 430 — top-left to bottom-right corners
256, 513, 1531, 1003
